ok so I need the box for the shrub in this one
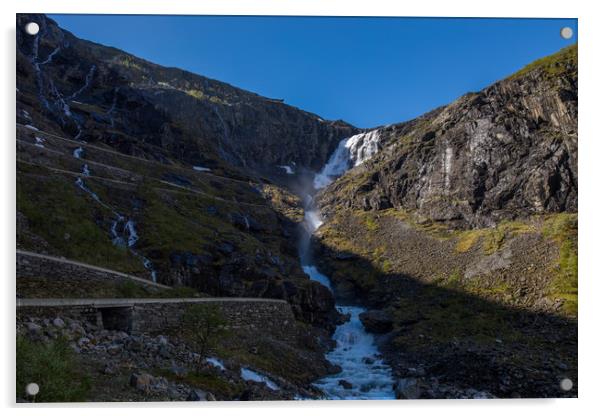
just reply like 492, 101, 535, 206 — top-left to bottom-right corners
543, 213, 578, 315
180, 304, 227, 371
16, 336, 90, 402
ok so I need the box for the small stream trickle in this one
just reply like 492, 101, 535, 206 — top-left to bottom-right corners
71, 149, 157, 282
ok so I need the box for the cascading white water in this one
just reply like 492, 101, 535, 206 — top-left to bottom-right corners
313, 130, 381, 189
313, 306, 395, 399
299, 135, 395, 400
71, 152, 157, 282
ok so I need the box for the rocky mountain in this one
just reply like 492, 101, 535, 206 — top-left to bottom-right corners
16, 14, 356, 175
311, 45, 577, 398
317, 45, 577, 228
16, 12, 578, 400
16, 13, 350, 330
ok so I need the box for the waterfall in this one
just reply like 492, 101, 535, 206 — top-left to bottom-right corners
313, 130, 381, 189
71, 153, 157, 282
296, 137, 395, 400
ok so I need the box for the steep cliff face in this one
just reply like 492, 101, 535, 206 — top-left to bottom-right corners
310, 45, 578, 398
317, 45, 577, 228
16, 14, 355, 175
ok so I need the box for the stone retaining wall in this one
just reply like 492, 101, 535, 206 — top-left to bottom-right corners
17, 298, 297, 340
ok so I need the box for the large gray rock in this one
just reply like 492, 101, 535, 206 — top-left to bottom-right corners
52, 317, 65, 328
130, 373, 153, 393
317, 45, 577, 228
395, 378, 421, 400
359, 310, 393, 334
186, 389, 216, 401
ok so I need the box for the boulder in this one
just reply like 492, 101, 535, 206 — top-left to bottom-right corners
68, 322, 85, 335
338, 379, 353, 390
152, 376, 169, 393
26, 322, 42, 335
186, 389, 216, 401
359, 310, 393, 333
395, 378, 421, 399
52, 317, 65, 328
130, 373, 153, 393
102, 362, 118, 375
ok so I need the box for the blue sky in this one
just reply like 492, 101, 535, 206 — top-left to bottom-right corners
49, 15, 577, 128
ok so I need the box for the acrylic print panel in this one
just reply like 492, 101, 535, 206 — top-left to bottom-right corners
15, 13, 577, 402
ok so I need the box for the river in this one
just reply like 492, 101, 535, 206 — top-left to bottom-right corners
297, 134, 396, 399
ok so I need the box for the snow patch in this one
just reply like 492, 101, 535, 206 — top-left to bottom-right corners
277, 165, 295, 175
240, 368, 279, 391
206, 357, 226, 371
34, 136, 45, 148
193, 166, 211, 172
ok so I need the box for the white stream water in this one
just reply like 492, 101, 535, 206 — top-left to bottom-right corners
240, 368, 280, 391
313, 130, 381, 189
299, 134, 395, 400
72, 151, 157, 282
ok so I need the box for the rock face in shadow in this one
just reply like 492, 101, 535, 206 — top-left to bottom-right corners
359, 309, 393, 334
317, 45, 577, 228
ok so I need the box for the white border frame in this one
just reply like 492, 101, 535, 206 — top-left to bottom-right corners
2, 1, 600, 415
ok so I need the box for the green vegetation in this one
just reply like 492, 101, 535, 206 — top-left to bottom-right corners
180, 304, 227, 367
509, 44, 577, 80
17, 336, 90, 402
138, 184, 222, 255
17, 172, 144, 273
157, 367, 243, 398
543, 213, 578, 315
392, 287, 524, 350
258, 184, 304, 223
381, 208, 452, 240
455, 220, 536, 254
115, 280, 155, 298
185, 89, 228, 105
16, 275, 207, 299
138, 180, 277, 262
455, 229, 486, 253
208, 324, 325, 385
117, 55, 143, 71
381, 259, 393, 273
116, 280, 204, 298
364, 216, 379, 232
